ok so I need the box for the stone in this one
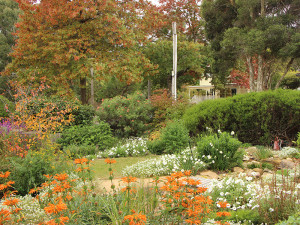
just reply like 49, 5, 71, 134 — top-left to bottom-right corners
199, 170, 219, 179
280, 159, 296, 169
246, 170, 261, 178
233, 167, 244, 173
253, 168, 264, 175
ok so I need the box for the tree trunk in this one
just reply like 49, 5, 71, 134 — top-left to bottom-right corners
261, 0, 265, 17
80, 77, 87, 105
247, 56, 255, 92
257, 55, 263, 92
275, 58, 294, 89
147, 79, 152, 99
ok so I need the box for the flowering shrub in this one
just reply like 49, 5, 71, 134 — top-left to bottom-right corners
278, 147, 300, 159
122, 148, 206, 177
96, 92, 154, 137
150, 89, 189, 128
196, 132, 243, 171
97, 138, 149, 158
0, 95, 14, 118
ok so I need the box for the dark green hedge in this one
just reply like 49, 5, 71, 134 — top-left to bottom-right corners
183, 89, 300, 145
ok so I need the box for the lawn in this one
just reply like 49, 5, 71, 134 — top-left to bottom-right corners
91, 155, 160, 179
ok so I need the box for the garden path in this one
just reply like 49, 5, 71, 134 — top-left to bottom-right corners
95, 176, 213, 194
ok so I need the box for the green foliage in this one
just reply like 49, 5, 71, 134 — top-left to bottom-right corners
9, 151, 55, 196
254, 146, 273, 160
63, 144, 98, 159
294, 132, 300, 147
70, 104, 95, 126
276, 212, 300, 225
0, 0, 19, 71
183, 89, 300, 145
0, 95, 14, 117
96, 92, 154, 138
147, 121, 189, 155
280, 73, 300, 90
196, 132, 243, 171
58, 123, 115, 151
262, 162, 274, 170
228, 209, 262, 224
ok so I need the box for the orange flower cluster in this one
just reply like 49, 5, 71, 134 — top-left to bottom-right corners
45, 216, 69, 225
121, 176, 137, 184
123, 210, 146, 225
0, 209, 11, 224
44, 201, 68, 214
105, 158, 117, 164
74, 158, 89, 164
160, 170, 213, 224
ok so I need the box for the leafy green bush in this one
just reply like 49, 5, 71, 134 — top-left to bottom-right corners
147, 121, 189, 155
9, 151, 55, 195
183, 89, 300, 145
228, 209, 262, 224
70, 104, 95, 126
0, 95, 14, 118
63, 144, 98, 159
58, 122, 115, 151
96, 92, 154, 138
196, 132, 243, 171
293, 132, 300, 147
276, 212, 300, 225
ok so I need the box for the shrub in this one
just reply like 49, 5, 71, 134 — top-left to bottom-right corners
150, 89, 189, 128
64, 144, 98, 159
0, 95, 14, 118
196, 131, 243, 171
69, 104, 95, 126
9, 151, 55, 195
183, 89, 300, 145
58, 122, 115, 151
96, 92, 154, 138
147, 121, 189, 155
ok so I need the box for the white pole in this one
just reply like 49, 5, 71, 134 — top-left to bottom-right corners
172, 22, 177, 101
90, 67, 94, 106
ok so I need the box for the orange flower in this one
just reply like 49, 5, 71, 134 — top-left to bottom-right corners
121, 176, 137, 183
171, 171, 184, 179
216, 211, 231, 217
45, 216, 69, 225
0, 209, 11, 223
105, 158, 116, 164
123, 212, 146, 225
0, 181, 15, 191
184, 170, 192, 176
0, 171, 11, 179
44, 201, 67, 214
3, 198, 20, 207
74, 158, 89, 164
54, 173, 68, 181
217, 201, 230, 208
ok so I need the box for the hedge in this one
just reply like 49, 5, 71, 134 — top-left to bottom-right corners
183, 89, 300, 145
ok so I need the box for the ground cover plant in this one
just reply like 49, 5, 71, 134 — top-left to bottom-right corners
97, 137, 149, 158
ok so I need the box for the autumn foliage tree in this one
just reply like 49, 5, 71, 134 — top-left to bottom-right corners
4, 0, 159, 104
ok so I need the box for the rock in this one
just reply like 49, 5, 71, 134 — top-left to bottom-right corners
280, 159, 296, 169
233, 167, 244, 173
273, 155, 279, 158
263, 158, 281, 166
246, 170, 261, 178
253, 168, 264, 175
243, 155, 250, 161
199, 170, 219, 179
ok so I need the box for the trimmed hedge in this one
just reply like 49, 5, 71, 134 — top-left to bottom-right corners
183, 89, 300, 145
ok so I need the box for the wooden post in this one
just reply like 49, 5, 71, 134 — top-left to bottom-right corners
90, 67, 94, 106
172, 22, 177, 101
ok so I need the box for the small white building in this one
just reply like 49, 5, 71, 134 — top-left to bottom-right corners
185, 78, 249, 104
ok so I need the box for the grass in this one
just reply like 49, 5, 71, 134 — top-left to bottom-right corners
91, 155, 160, 179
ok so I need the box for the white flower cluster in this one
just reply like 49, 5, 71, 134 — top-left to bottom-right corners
122, 148, 207, 177
278, 147, 299, 159
208, 174, 261, 211
97, 137, 149, 158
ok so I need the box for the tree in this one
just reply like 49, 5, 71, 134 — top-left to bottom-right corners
4, 0, 158, 104
203, 0, 299, 92
0, 0, 19, 72
143, 39, 209, 90
201, 0, 237, 88
158, 0, 205, 42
